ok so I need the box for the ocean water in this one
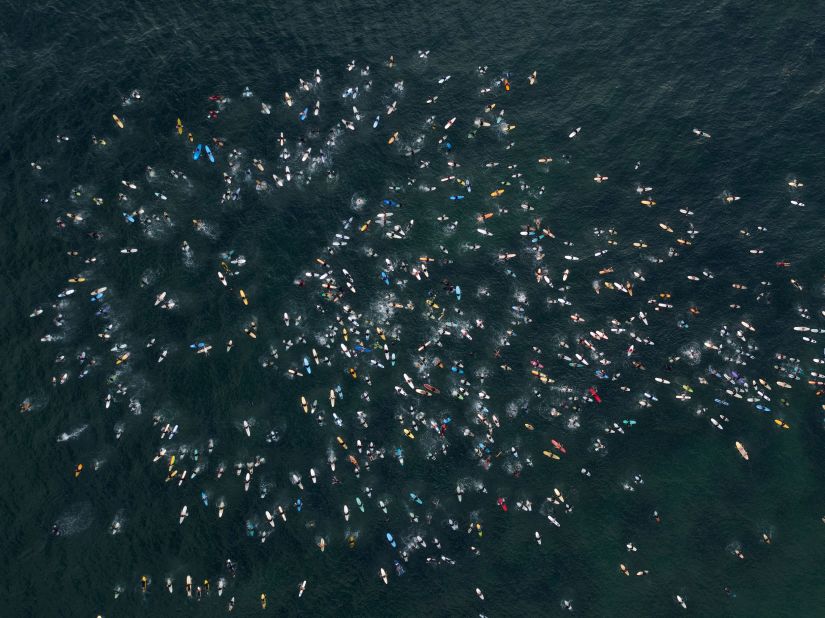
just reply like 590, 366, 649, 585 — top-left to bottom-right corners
2, 2, 825, 616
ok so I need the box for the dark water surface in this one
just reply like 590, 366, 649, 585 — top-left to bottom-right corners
2, 2, 825, 616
